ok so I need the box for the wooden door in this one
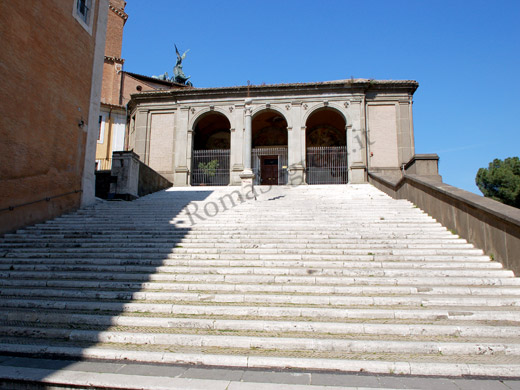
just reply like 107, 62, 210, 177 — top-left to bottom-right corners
261, 156, 278, 185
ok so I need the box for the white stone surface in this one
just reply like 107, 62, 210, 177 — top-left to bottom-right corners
1, 184, 520, 379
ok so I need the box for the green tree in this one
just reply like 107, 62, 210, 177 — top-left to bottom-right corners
476, 157, 520, 208
198, 159, 219, 177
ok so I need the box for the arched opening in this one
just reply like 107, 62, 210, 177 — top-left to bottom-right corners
252, 110, 288, 185
191, 112, 231, 185
305, 107, 348, 184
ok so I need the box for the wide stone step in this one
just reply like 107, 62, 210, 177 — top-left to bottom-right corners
0, 265, 510, 277
4, 311, 520, 339
0, 253, 493, 262
0, 242, 476, 250
1, 342, 519, 377
1, 299, 520, 321
3, 278, 520, 296
3, 271, 518, 286
0, 237, 470, 245
2, 248, 485, 256
1, 287, 519, 307
10, 232, 459, 240
2, 325, 520, 358
0, 258, 500, 270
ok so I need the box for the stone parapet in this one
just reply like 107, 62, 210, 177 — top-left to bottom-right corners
404, 154, 442, 180
109, 151, 172, 200
369, 160, 520, 275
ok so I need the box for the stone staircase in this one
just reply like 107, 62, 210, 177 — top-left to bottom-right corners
0, 184, 519, 377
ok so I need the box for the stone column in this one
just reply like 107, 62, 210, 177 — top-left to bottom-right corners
287, 102, 305, 185
243, 102, 253, 171
349, 100, 367, 183
186, 129, 193, 185
239, 99, 255, 198
173, 107, 190, 186
230, 104, 244, 185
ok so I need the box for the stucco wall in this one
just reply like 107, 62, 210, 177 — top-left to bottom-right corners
149, 112, 175, 181
0, 0, 107, 234
367, 104, 399, 168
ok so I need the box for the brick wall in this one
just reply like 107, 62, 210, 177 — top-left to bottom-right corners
0, 0, 103, 234
100, 1, 126, 106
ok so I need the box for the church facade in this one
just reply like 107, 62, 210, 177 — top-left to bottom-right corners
127, 79, 418, 186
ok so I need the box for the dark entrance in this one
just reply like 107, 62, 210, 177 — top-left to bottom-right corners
191, 112, 231, 186
305, 107, 348, 184
260, 156, 278, 185
252, 110, 288, 185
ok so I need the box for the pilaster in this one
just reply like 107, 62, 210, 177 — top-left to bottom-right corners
288, 102, 304, 185
398, 99, 414, 165
348, 99, 366, 183
133, 109, 149, 163
173, 106, 190, 186
230, 104, 244, 185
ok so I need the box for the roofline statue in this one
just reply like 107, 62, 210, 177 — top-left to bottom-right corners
152, 44, 193, 87
173, 44, 192, 86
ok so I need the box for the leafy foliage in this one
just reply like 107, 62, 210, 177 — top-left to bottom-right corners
475, 157, 520, 208
198, 159, 219, 177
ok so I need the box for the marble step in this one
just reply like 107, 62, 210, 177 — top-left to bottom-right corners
0, 241, 476, 249
1, 248, 485, 256
0, 254, 492, 263
4, 311, 520, 338
3, 271, 518, 286
1, 325, 520, 357
0, 342, 519, 377
3, 279, 519, 296
0, 258, 500, 269
1, 287, 519, 307
1, 299, 519, 322
0, 265, 510, 278
0, 237, 469, 244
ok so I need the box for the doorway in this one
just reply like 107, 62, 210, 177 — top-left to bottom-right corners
261, 156, 278, 185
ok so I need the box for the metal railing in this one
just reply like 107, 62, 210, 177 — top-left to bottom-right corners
95, 159, 112, 171
0, 190, 82, 213
306, 146, 348, 185
252, 147, 288, 185
191, 149, 230, 186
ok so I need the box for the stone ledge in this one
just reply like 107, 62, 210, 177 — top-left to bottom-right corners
369, 171, 520, 275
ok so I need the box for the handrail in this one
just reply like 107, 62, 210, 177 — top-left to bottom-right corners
0, 190, 82, 213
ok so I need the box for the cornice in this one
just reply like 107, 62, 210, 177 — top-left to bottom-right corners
104, 55, 125, 64
130, 79, 419, 102
109, 4, 128, 21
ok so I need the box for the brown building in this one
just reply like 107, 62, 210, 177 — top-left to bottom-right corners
0, 0, 109, 235
96, 1, 185, 169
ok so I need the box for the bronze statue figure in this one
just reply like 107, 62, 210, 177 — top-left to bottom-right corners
152, 44, 193, 86
173, 44, 192, 86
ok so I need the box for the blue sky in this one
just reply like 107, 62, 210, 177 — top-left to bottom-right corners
121, 0, 520, 194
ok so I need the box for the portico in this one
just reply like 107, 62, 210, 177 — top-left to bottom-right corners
126, 79, 418, 186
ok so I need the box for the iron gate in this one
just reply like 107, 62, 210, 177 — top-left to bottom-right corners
306, 146, 348, 184
252, 147, 288, 185
191, 149, 230, 186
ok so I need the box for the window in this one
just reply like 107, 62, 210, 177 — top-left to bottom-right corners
98, 114, 105, 144
73, 0, 95, 34
76, 0, 91, 24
